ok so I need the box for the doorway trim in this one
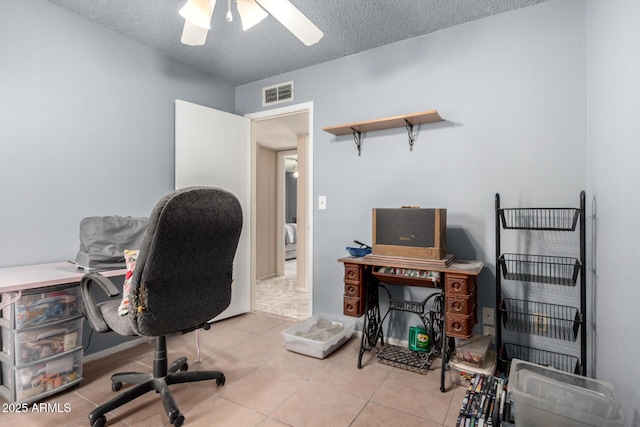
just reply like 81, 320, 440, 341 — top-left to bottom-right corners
245, 102, 314, 316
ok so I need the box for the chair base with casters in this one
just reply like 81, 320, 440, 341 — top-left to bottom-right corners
88, 334, 225, 427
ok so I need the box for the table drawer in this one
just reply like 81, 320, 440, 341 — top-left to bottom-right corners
446, 294, 476, 316
344, 283, 362, 299
446, 312, 474, 338
343, 296, 363, 317
445, 274, 475, 296
344, 264, 362, 283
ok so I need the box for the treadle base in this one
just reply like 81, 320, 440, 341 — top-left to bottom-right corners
377, 345, 434, 374
389, 298, 425, 314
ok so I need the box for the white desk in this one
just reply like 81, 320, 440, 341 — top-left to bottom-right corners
0, 262, 126, 310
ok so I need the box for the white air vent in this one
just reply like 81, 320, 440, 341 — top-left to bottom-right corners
262, 81, 294, 106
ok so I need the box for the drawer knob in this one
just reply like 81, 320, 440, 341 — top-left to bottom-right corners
452, 301, 461, 311
452, 321, 462, 331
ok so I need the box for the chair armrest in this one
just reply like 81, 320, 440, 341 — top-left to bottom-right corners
80, 273, 120, 333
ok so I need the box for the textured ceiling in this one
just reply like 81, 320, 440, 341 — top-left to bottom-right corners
46, 0, 548, 86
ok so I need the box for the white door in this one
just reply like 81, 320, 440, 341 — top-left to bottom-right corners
174, 99, 251, 320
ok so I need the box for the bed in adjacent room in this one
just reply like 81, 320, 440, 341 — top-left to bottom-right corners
285, 222, 297, 260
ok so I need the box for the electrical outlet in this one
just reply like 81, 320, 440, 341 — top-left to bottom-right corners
482, 307, 495, 325
483, 326, 495, 344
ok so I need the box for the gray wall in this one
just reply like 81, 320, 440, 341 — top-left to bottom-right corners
237, 0, 586, 339
0, 0, 235, 268
587, 1, 640, 424
1, 0, 235, 355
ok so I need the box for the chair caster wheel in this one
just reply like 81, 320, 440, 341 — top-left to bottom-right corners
90, 415, 107, 427
216, 374, 225, 386
112, 381, 122, 392
180, 363, 188, 372
170, 413, 185, 426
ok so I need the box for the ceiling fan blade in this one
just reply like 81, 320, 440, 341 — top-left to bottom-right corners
237, 0, 268, 31
180, 0, 216, 46
255, 0, 323, 46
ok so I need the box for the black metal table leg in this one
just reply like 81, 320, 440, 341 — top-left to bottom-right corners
358, 274, 384, 369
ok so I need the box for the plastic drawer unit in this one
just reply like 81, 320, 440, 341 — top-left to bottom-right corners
1, 284, 81, 329
1, 316, 83, 365
0, 283, 84, 403
0, 348, 83, 403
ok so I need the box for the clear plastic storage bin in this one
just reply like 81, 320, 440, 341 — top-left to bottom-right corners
0, 348, 83, 403
1, 285, 82, 329
1, 316, 83, 365
282, 314, 355, 359
454, 334, 491, 367
508, 359, 624, 427
450, 349, 497, 385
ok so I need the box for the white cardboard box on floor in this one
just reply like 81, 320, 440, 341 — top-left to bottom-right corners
282, 314, 355, 359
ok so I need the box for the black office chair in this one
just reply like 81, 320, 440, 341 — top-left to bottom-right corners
80, 187, 242, 427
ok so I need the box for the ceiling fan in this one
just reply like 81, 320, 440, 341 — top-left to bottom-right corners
179, 0, 324, 47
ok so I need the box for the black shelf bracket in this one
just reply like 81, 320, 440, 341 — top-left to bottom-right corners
350, 127, 363, 156
405, 119, 416, 151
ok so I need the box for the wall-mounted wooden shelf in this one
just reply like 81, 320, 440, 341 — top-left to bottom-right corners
323, 110, 443, 155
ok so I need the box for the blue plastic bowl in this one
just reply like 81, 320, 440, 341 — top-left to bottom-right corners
346, 246, 372, 257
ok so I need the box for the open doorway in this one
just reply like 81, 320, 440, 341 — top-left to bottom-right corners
252, 109, 310, 319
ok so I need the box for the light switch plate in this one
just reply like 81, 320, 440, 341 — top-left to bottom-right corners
318, 195, 327, 210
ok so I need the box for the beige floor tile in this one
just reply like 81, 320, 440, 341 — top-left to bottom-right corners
257, 417, 291, 426
0, 312, 473, 426
72, 360, 152, 406
183, 350, 260, 388
220, 312, 288, 335
106, 382, 212, 425
182, 395, 267, 427
0, 390, 101, 427
351, 401, 442, 427
444, 383, 468, 427
311, 354, 392, 399
371, 368, 455, 424
223, 334, 287, 366
218, 365, 307, 415
263, 349, 330, 381
269, 382, 367, 427
258, 318, 298, 340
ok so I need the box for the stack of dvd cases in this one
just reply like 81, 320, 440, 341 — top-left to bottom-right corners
456, 374, 506, 427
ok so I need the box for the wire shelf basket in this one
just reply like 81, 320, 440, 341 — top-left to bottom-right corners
499, 208, 580, 231
499, 343, 580, 375
499, 253, 581, 286
500, 298, 582, 341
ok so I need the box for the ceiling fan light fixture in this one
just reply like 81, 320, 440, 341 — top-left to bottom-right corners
255, 0, 323, 46
179, 0, 214, 30
237, 0, 268, 31
181, 19, 209, 46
